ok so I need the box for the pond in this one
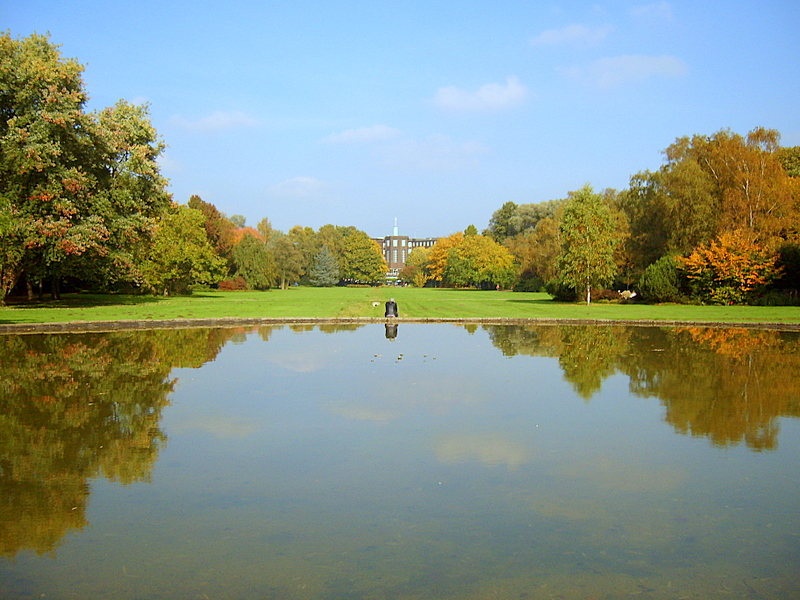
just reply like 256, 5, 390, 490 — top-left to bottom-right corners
1, 322, 799, 599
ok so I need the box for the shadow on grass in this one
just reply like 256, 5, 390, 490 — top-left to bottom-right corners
505, 298, 562, 305
3, 293, 163, 310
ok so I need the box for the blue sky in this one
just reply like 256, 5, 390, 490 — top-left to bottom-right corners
5, 0, 799, 239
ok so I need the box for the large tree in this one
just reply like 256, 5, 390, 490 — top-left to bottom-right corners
621, 128, 800, 278
558, 185, 618, 304
340, 228, 387, 283
0, 33, 171, 301
443, 230, 516, 288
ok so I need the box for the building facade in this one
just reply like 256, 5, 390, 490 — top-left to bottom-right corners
374, 220, 438, 277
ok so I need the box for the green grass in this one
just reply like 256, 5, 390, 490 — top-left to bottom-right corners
1, 287, 799, 325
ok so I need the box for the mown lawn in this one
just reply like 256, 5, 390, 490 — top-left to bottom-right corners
1, 287, 799, 325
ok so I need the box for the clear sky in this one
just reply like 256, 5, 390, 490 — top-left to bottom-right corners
4, 0, 799, 239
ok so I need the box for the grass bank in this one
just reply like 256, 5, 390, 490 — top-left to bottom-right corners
1, 287, 799, 326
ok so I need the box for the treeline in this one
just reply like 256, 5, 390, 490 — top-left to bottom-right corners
0, 32, 386, 302
482, 129, 800, 304
3, 32, 799, 304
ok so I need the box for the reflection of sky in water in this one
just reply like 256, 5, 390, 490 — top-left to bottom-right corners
5, 324, 800, 600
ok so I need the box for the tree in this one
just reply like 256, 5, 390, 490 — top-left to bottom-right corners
558, 185, 617, 304
505, 216, 561, 291
188, 195, 236, 262
309, 245, 340, 287
638, 255, 683, 303
231, 231, 276, 290
228, 214, 246, 228
256, 217, 274, 245
340, 229, 387, 283
678, 230, 779, 304
485, 201, 517, 242
287, 226, 318, 277
443, 233, 516, 288
140, 205, 226, 295
427, 232, 464, 284
399, 246, 430, 287
0, 33, 171, 300
269, 231, 304, 289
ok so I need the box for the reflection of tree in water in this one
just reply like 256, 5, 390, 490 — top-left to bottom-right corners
557, 325, 631, 400
484, 324, 630, 399
485, 324, 800, 449
0, 328, 235, 558
621, 327, 800, 451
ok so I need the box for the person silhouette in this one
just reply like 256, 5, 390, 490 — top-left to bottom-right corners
385, 298, 398, 318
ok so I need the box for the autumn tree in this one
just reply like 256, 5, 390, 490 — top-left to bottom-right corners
188, 195, 236, 260
443, 231, 516, 288
505, 216, 560, 291
621, 128, 800, 278
558, 185, 618, 304
399, 246, 430, 287
678, 230, 779, 304
427, 232, 464, 284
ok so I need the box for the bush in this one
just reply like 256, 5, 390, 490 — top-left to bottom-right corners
544, 278, 577, 302
639, 256, 682, 303
513, 274, 544, 292
218, 277, 248, 291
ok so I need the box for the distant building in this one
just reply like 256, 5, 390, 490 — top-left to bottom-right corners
374, 219, 439, 277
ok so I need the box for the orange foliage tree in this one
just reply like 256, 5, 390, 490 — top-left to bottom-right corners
678, 230, 780, 304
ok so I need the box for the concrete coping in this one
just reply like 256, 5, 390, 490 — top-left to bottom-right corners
1, 316, 800, 335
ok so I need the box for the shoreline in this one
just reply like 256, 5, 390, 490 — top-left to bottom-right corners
2, 316, 800, 334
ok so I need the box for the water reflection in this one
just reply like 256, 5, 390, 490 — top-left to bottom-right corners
485, 324, 800, 450
0, 328, 238, 557
1, 323, 798, 600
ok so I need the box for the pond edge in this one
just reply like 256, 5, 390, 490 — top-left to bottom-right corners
2, 316, 800, 334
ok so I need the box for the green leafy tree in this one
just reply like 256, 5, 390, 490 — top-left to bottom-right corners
140, 205, 226, 295
287, 225, 320, 279
231, 232, 276, 290
340, 228, 387, 283
558, 185, 618, 304
269, 231, 304, 289
228, 214, 246, 228
485, 201, 518, 241
0, 33, 171, 299
309, 245, 340, 287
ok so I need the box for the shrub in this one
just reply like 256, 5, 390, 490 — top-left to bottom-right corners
639, 256, 682, 303
218, 277, 248, 291
545, 278, 577, 301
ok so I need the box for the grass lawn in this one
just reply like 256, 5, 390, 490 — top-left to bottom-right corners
1, 286, 799, 326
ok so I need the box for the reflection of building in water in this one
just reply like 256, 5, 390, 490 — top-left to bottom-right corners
373, 218, 439, 277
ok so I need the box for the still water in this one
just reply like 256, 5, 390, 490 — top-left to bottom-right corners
1, 323, 799, 599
